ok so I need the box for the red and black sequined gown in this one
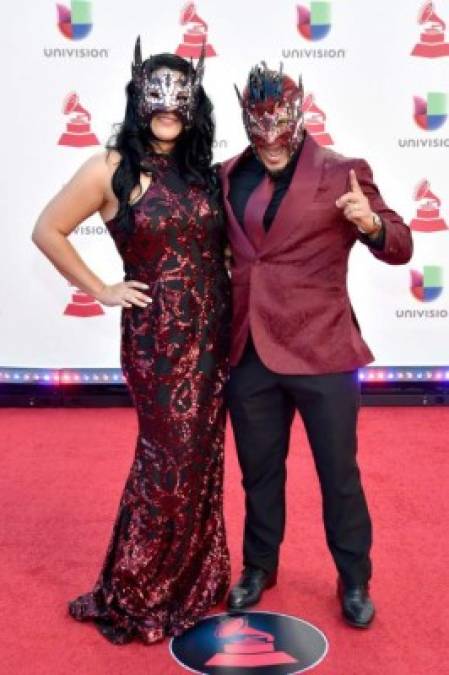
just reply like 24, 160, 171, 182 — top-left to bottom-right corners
68, 154, 231, 644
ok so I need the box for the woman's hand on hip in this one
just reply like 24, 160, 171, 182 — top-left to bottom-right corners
97, 281, 153, 308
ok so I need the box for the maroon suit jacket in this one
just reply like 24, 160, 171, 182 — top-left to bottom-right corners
221, 133, 413, 374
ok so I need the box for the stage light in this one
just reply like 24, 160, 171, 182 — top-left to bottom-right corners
2, 367, 447, 386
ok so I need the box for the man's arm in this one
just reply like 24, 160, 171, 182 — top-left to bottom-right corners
350, 159, 413, 265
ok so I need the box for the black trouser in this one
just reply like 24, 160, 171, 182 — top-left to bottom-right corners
227, 337, 372, 588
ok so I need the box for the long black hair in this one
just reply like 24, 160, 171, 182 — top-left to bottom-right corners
107, 52, 218, 232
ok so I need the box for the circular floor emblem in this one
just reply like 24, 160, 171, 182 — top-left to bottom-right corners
170, 611, 328, 674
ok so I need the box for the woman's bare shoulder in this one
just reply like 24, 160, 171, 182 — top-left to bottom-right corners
104, 149, 122, 171
74, 151, 122, 197
70, 151, 114, 180
79, 150, 121, 177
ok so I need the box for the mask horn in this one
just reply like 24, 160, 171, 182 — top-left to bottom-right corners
186, 40, 207, 126
132, 35, 143, 78
234, 84, 244, 107
194, 39, 206, 88
134, 36, 142, 65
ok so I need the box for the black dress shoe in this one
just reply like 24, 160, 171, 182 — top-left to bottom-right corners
337, 578, 375, 628
227, 567, 278, 611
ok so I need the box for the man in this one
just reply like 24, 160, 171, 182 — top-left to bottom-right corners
221, 63, 413, 628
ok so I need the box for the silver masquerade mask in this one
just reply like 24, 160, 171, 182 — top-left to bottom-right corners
235, 62, 304, 160
131, 35, 206, 129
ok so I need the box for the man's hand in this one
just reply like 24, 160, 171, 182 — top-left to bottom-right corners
336, 169, 381, 236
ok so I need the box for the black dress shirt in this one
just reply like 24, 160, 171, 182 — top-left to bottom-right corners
228, 146, 302, 233
228, 145, 385, 249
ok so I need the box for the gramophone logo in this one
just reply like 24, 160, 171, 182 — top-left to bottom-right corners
205, 616, 296, 667
410, 180, 448, 232
64, 285, 104, 317
170, 611, 328, 674
410, 266, 444, 302
412, 1, 449, 57
176, 2, 216, 58
57, 0, 92, 40
303, 93, 334, 145
297, 2, 332, 41
58, 92, 100, 147
414, 92, 447, 130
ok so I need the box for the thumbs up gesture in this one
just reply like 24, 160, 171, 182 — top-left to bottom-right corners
336, 169, 380, 235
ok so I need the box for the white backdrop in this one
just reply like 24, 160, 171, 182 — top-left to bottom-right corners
1, 0, 449, 373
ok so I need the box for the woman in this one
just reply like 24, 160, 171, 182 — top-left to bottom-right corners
32, 38, 231, 644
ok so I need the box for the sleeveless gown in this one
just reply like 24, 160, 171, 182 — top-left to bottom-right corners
68, 155, 231, 644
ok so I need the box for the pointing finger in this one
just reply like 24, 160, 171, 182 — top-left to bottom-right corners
349, 169, 363, 194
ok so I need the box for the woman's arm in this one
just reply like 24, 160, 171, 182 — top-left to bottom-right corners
31, 153, 151, 308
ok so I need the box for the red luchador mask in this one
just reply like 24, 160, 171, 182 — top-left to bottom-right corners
235, 62, 304, 160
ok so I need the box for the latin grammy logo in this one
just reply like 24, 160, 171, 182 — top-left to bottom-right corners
58, 92, 100, 147
303, 93, 333, 146
410, 180, 448, 232
412, 1, 449, 57
176, 2, 216, 58
170, 611, 328, 673
64, 285, 104, 317
205, 616, 297, 668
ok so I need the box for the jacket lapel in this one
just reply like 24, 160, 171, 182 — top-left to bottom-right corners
261, 133, 326, 255
221, 150, 256, 259
221, 134, 326, 258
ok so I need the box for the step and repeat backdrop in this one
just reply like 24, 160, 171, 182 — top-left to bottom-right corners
1, 0, 449, 383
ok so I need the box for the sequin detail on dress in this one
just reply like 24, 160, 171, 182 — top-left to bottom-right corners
68, 155, 231, 645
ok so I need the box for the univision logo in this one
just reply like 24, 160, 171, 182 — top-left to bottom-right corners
411, 266, 443, 302
283, 2, 346, 59
414, 91, 448, 130
57, 0, 92, 40
297, 2, 332, 40
397, 92, 449, 147
43, 0, 109, 58
396, 266, 447, 318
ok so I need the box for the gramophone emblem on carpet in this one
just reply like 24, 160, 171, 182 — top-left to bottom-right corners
170, 611, 328, 674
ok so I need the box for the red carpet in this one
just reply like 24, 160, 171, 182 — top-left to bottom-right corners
1, 407, 448, 674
